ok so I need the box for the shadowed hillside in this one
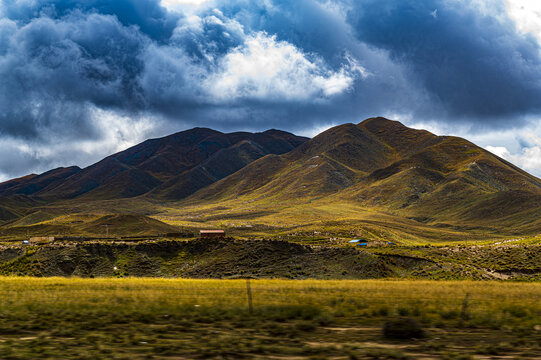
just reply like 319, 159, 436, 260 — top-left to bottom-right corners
0, 128, 308, 201
0, 195, 40, 223
0, 167, 81, 197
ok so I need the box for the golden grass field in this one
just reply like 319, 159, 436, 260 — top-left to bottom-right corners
0, 277, 539, 359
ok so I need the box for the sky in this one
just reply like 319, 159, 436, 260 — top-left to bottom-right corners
1, 0, 541, 180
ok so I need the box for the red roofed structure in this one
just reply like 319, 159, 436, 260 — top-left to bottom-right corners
199, 230, 225, 239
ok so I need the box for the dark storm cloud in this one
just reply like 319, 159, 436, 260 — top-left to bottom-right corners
1, 0, 541, 179
191, 0, 425, 129
2, 0, 178, 40
346, 0, 541, 121
212, 0, 541, 123
0, 11, 149, 139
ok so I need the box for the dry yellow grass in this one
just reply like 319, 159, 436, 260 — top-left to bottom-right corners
0, 278, 539, 358
1, 277, 539, 321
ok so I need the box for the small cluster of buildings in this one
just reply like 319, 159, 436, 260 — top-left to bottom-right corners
348, 239, 394, 247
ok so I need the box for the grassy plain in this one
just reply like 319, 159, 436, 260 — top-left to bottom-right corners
0, 277, 539, 359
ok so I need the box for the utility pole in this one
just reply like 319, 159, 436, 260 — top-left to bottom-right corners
246, 279, 253, 314
460, 293, 470, 320
101, 224, 109, 237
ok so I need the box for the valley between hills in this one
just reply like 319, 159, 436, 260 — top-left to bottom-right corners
0, 117, 540, 279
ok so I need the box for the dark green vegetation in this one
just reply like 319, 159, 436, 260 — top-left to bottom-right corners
0, 278, 538, 359
0, 238, 538, 280
1, 117, 541, 243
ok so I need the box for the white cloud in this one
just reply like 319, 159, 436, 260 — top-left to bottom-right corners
206, 32, 364, 101
0, 136, 52, 181
161, 0, 210, 13
0, 107, 165, 179
162, 0, 209, 5
298, 122, 339, 138
497, 127, 541, 177
485, 146, 510, 158
74, 107, 160, 157
143, 14, 365, 106
486, 145, 541, 177
505, 0, 541, 43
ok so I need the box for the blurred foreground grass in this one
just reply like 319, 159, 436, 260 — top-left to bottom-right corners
0, 277, 539, 359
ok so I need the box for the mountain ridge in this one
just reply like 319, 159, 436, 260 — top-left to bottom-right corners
0, 128, 308, 201
183, 117, 541, 233
2, 117, 541, 241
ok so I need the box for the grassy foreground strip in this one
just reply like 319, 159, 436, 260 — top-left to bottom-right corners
0, 278, 539, 359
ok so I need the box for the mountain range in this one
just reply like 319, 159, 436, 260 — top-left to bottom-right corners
1, 117, 540, 241
0, 128, 307, 201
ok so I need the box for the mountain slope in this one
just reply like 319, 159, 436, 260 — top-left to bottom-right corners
0, 128, 308, 201
0, 195, 40, 223
0, 167, 81, 196
185, 117, 541, 232
186, 118, 429, 201
151, 130, 308, 200
188, 121, 399, 201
